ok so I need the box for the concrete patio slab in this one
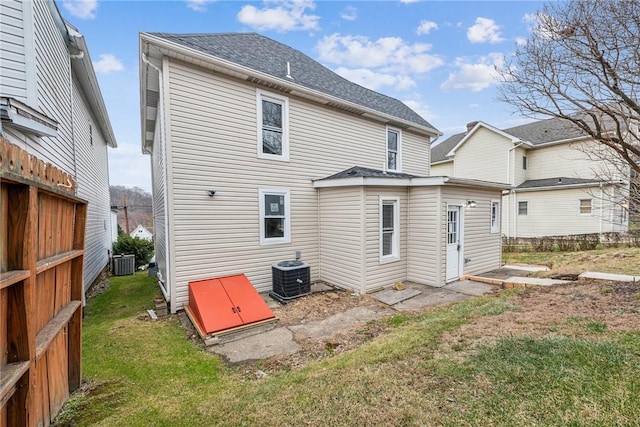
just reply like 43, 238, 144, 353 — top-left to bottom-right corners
289, 305, 394, 339
209, 327, 300, 363
443, 280, 497, 296
504, 276, 571, 286
394, 288, 471, 310
579, 271, 640, 282
373, 288, 422, 305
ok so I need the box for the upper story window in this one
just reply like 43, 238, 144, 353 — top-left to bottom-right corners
257, 90, 289, 161
518, 201, 528, 216
522, 156, 527, 170
259, 188, 291, 245
491, 200, 500, 233
579, 199, 592, 215
386, 127, 401, 172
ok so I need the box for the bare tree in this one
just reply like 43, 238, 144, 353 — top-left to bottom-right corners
498, 0, 640, 218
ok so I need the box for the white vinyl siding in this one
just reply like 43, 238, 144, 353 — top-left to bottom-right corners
257, 89, 288, 161
386, 127, 401, 172
151, 114, 170, 300
513, 147, 528, 186
430, 161, 453, 177
403, 131, 430, 175
163, 59, 431, 309
407, 186, 441, 287
527, 141, 610, 180
453, 127, 512, 184
0, 0, 28, 101
259, 188, 290, 245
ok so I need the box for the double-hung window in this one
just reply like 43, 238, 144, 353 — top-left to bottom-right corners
386, 127, 401, 172
257, 90, 289, 161
518, 201, 528, 216
380, 196, 400, 262
579, 199, 592, 215
490, 200, 500, 233
259, 189, 290, 245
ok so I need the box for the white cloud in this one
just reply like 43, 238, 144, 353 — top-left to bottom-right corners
467, 17, 505, 44
340, 6, 357, 21
93, 54, 124, 74
402, 99, 437, 122
62, 0, 98, 19
440, 53, 504, 92
515, 37, 527, 46
317, 33, 443, 74
237, 0, 320, 32
334, 67, 415, 91
186, 0, 216, 12
416, 20, 438, 35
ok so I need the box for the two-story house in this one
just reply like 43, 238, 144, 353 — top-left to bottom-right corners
0, 0, 117, 293
431, 120, 629, 238
140, 32, 509, 313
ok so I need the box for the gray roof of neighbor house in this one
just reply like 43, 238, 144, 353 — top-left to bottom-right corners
148, 32, 437, 131
431, 116, 587, 164
316, 166, 420, 181
516, 177, 602, 189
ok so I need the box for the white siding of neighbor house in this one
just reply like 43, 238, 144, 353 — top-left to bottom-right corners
0, 0, 28, 101
527, 141, 607, 180
363, 187, 408, 293
453, 127, 512, 184
430, 161, 453, 177
407, 186, 441, 287
513, 186, 621, 237
72, 76, 112, 289
163, 59, 431, 310
441, 187, 503, 278
318, 187, 365, 293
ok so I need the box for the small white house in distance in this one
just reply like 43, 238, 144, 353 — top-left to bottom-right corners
0, 0, 117, 293
139, 32, 509, 313
431, 120, 629, 238
130, 225, 153, 241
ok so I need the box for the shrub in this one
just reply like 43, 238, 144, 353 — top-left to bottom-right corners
112, 235, 154, 268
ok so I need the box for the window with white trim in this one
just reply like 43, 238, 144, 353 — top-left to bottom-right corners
257, 90, 289, 160
579, 199, 592, 215
518, 201, 528, 216
491, 200, 500, 233
386, 127, 401, 172
380, 197, 400, 262
259, 189, 290, 245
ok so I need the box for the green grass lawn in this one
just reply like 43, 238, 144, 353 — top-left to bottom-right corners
54, 269, 640, 426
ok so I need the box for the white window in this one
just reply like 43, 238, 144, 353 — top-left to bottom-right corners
518, 201, 528, 216
257, 90, 289, 161
386, 127, 401, 172
259, 189, 290, 245
522, 156, 527, 170
579, 199, 592, 215
380, 196, 400, 262
491, 200, 500, 233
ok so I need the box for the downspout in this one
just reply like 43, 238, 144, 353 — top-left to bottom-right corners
317, 187, 321, 282
599, 182, 603, 238
142, 53, 171, 303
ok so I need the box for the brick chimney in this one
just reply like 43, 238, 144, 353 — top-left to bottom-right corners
466, 121, 479, 133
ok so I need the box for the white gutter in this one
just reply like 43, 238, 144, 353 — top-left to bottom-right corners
313, 175, 510, 190
140, 33, 441, 138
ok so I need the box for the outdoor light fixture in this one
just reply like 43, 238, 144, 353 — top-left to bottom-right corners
207, 190, 216, 197
466, 200, 477, 208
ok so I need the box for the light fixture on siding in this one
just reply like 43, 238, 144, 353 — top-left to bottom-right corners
466, 200, 477, 208
207, 190, 216, 197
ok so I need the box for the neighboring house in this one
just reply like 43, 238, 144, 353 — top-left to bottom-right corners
431, 119, 629, 238
140, 32, 508, 313
130, 224, 153, 241
0, 0, 117, 293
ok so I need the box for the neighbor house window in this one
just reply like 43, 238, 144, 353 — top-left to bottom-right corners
491, 200, 500, 233
579, 199, 592, 215
522, 156, 527, 170
386, 127, 401, 172
257, 90, 289, 161
259, 189, 290, 245
380, 196, 400, 262
518, 201, 528, 216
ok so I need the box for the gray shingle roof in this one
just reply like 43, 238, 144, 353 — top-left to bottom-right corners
151, 32, 436, 131
516, 177, 602, 189
316, 166, 420, 181
430, 116, 589, 164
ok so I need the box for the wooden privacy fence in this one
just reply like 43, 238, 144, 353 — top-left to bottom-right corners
1, 138, 85, 426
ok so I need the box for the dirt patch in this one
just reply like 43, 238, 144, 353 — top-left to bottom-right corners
436, 280, 640, 362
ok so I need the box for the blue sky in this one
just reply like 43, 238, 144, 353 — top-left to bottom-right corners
59, 0, 546, 192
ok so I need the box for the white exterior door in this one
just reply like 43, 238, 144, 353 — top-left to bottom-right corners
446, 205, 462, 282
